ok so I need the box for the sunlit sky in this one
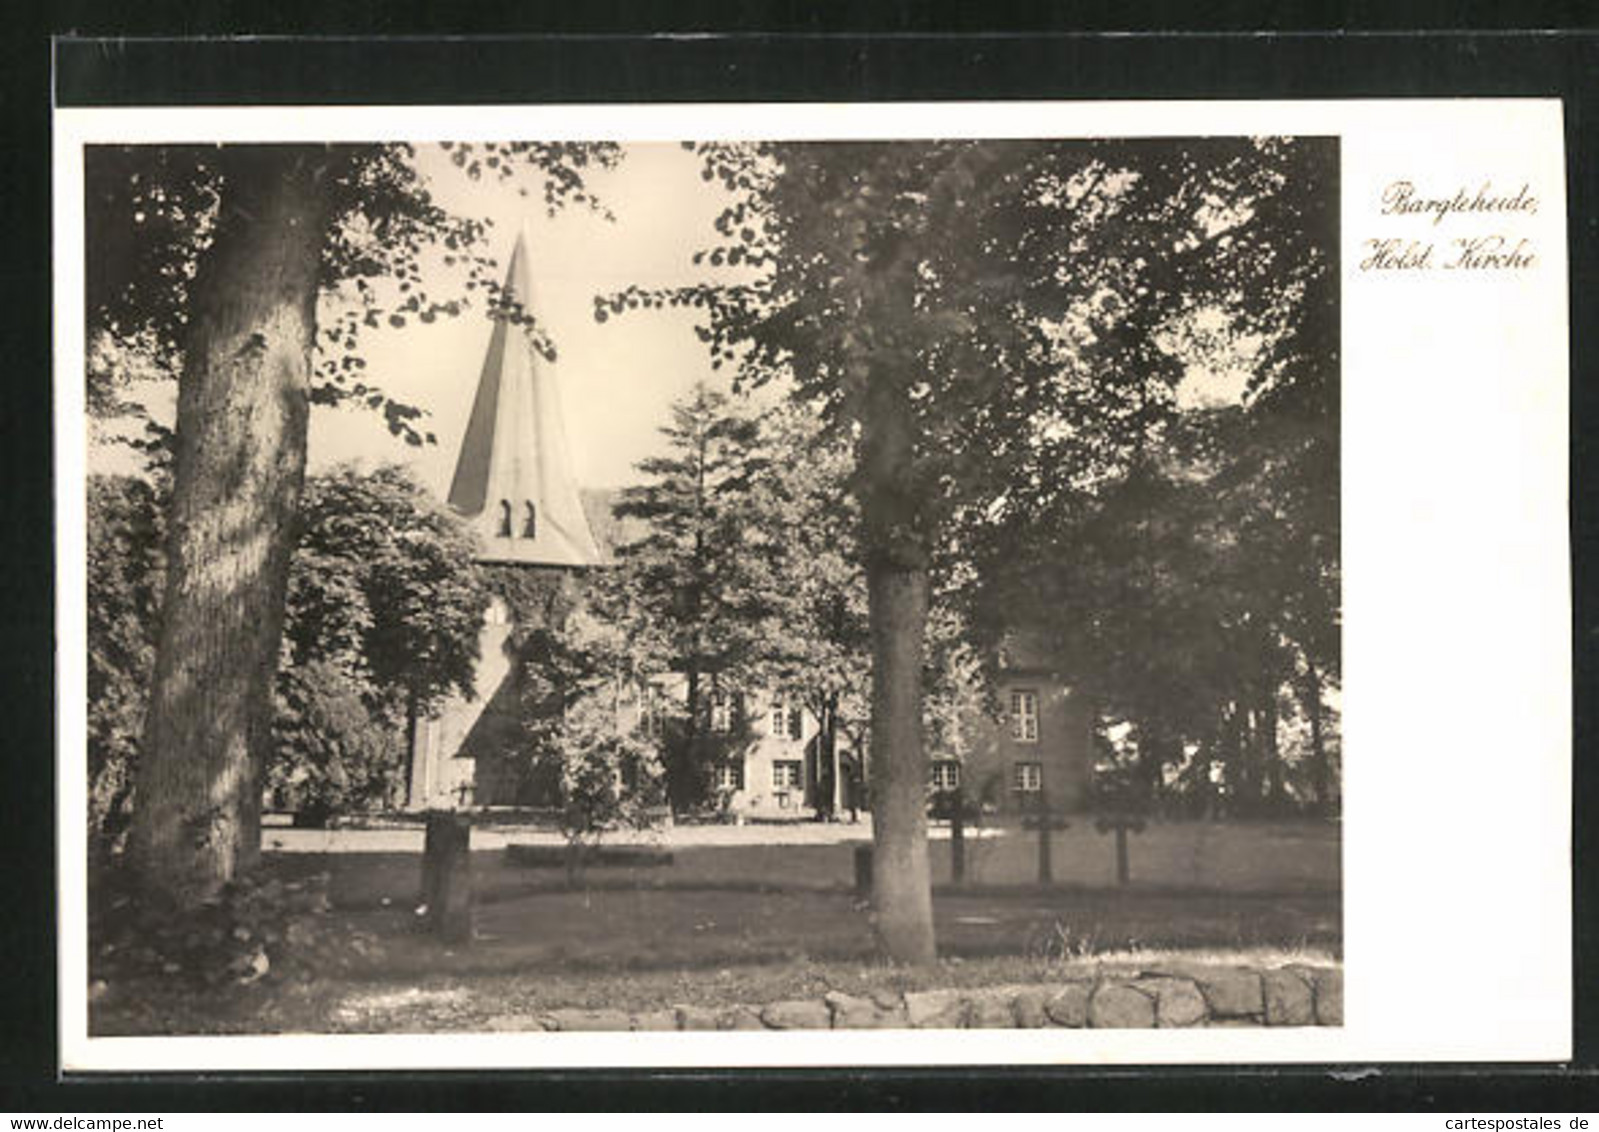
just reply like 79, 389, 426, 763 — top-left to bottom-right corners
93, 141, 1247, 496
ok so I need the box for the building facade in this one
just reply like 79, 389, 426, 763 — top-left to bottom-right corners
939, 656, 1097, 817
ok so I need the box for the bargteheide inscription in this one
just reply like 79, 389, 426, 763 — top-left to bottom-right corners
1361, 180, 1539, 272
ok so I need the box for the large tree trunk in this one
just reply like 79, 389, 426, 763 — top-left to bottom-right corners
127, 145, 332, 905
859, 374, 936, 965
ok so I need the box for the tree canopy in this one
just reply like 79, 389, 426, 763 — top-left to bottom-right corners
604, 137, 1339, 961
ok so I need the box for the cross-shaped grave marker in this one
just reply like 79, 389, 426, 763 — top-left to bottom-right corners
1019, 787, 1070, 884
931, 788, 979, 884
1094, 811, 1147, 886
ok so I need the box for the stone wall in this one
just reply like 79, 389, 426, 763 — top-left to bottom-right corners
485, 963, 1342, 1032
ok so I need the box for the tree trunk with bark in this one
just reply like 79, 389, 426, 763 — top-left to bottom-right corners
858, 373, 937, 965
127, 145, 333, 906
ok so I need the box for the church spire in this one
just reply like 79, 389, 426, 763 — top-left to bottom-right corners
446, 228, 603, 567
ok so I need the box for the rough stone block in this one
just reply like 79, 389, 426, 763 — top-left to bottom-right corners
1309, 968, 1343, 1026
1134, 978, 1208, 1028
905, 989, 971, 1029
547, 1008, 632, 1032
675, 1004, 721, 1031
1044, 982, 1093, 1027
1089, 982, 1156, 1028
826, 990, 906, 1029
1011, 988, 1051, 1028
1263, 969, 1315, 1026
716, 1006, 766, 1030
631, 1009, 680, 1031
761, 999, 832, 1029
481, 1012, 546, 1032
967, 992, 1017, 1028
1194, 968, 1265, 1019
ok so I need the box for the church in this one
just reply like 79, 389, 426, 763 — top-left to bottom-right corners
404, 232, 1097, 820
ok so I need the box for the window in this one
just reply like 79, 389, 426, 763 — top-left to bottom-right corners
930, 761, 961, 792
522, 502, 537, 538
1013, 761, 1043, 793
770, 694, 804, 740
708, 691, 733, 734
714, 762, 744, 791
772, 760, 802, 790
496, 499, 512, 537
1010, 689, 1039, 743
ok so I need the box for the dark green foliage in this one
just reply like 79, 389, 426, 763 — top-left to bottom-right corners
87, 141, 623, 444
267, 661, 405, 818
286, 464, 489, 714
278, 465, 491, 811
515, 608, 667, 879
610, 383, 775, 812
86, 475, 166, 855
88, 465, 493, 825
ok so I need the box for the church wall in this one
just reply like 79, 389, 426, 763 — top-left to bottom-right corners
408, 597, 519, 810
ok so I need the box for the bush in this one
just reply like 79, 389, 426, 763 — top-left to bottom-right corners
269, 660, 405, 816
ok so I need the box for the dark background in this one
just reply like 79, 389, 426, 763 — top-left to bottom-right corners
6, 11, 1597, 1112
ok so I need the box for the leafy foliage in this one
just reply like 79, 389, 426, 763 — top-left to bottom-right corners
286, 464, 490, 714
609, 383, 775, 811
267, 661, 406, 817
86, 475, 166, 854
604, 139, 1331, 541
276, 465, 490, 811
600, 138, 1340, 957
86, 141, 623, 444
516, 608, 666, 879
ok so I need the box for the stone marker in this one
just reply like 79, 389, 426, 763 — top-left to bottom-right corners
421, 810, 473, 943
949, 794, 966, 885
1019, 788, 1071, 885
853, 843, 873, 897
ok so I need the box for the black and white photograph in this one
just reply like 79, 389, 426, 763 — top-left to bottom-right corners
53, 98, 1569, 1070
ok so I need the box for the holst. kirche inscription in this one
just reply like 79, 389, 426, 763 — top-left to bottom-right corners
1361, 179, 1540, 272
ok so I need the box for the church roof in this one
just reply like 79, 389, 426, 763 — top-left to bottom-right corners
446, 229, 604, 568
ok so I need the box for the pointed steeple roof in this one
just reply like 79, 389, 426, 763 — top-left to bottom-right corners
447, 228, 604, 568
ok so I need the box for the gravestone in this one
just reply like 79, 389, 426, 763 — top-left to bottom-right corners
421, 810, 474, 943
950, 796, 966, 885
1020, 788, 1070, 884
853, 844, 873, 897
931, 789, 969, 884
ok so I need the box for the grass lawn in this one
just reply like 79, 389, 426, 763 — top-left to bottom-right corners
91, 817, 1340, 1035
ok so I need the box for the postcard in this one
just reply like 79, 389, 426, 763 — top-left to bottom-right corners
53, 97, 1570, 1070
